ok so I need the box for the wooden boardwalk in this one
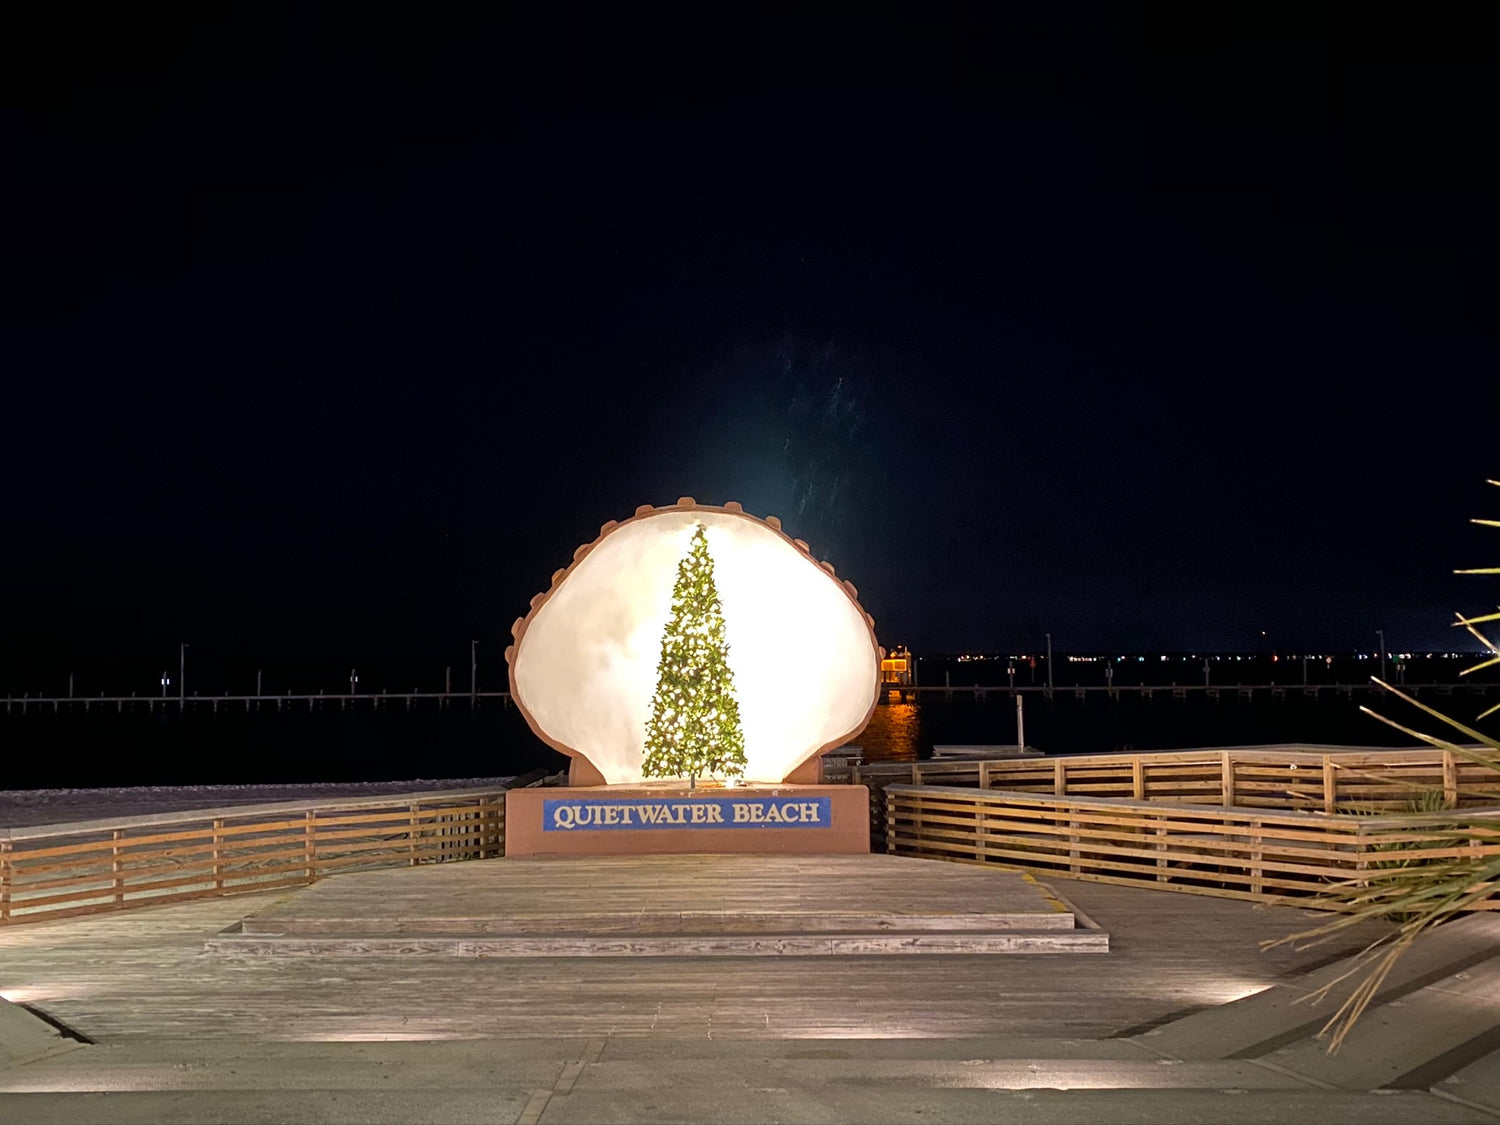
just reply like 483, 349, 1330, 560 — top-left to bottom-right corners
230, 853, 1080, 932
0, 853, 1391, 1043
205, 854, 1104, 955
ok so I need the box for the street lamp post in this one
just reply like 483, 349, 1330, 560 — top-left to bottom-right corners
1377, 630, 1387, 682
179, 643, 188, 707
1045, 633, 1054, 691
470, 639, 477, 702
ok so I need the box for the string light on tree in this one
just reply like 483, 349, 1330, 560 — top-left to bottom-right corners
641, 523, 747, 788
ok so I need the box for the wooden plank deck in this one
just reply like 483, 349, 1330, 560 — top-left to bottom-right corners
234, 854, 1080, 933
0, 853, 1391, 1044
202, 854, 1106, 956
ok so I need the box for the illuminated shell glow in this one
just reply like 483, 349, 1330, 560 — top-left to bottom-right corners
505, 500, 882, 785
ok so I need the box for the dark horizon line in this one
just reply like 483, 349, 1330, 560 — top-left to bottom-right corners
913, 649, 1483, 658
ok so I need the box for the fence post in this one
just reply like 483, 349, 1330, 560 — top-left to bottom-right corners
979, 761, 991, 790
0, 841, 11, 923
212, 819, 224, 891
1249, 819, 1264, 896
885, 788, 896, 855
409, 804, 420, 866
304, 810, 316, 882
1221, 752, 1235, 808
111, 829, 125, 905
1155, 810, 1168, 882
474, 796, 487, 860
1132, 758, 1146, 801
975, 794, 987, 863
1054, 758, 1066, 796
1068, 804, 1080, 874
1322, 755, 1337, 814
912, 763, 922, 785
1443, 750, 1458, 809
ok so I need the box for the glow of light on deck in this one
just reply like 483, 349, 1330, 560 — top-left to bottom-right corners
284, 1030, 482, 1042
0, 985, 90, 1004
1195, 980, 1275, 1005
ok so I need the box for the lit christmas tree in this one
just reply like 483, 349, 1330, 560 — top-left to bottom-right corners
641, 524, 748, 787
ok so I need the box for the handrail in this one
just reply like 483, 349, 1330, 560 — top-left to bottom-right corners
0, 787, 511, 926
826, 743, 1496, 775
883, 782, 1500, 827
0, 786, 517, 842
882, 782, 1500, 908
830, 745, 1500, 827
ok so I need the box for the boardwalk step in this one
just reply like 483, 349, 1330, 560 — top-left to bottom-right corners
1258, 952, 1500, 1090
1136, 914, 1500, 1063
205, 926, 1108, 957
236, 909, 1078, 935
0, 998, 88, 1067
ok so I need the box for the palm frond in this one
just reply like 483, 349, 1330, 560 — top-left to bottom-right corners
1267, 479, 1500, 1052
1453, 609, 1500, 627
1366, 678, 1498, 748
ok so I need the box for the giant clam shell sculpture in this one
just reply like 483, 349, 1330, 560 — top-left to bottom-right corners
506, 499, 882, 785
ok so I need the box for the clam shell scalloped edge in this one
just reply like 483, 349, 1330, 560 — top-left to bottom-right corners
505, 500, 883, 784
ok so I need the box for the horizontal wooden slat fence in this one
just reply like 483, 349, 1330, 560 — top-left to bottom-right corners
885, 783, 1500, 908
829, 745, 1500, 851
0, 787, 507, 926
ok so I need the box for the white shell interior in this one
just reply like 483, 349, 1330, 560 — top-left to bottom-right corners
512, 510, 879, 784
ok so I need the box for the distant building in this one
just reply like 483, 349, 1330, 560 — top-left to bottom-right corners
881, 646, 915, 686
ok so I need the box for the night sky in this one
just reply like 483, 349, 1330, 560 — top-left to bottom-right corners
3, 6, 1495, 693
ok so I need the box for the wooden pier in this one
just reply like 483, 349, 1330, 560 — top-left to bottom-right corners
878, 682, 1496, 703
5, 681, 1495, 716
2, 689, 515, 716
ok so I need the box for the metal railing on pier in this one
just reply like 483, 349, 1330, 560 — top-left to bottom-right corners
5, 681, 1497, 716
3, 690, 514, 715
880, 682, 1496, 702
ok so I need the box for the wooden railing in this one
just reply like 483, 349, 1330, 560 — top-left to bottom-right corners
831, 744, 1500, 810
0, 787, 507, 926
829, 745, 1500, 850
884, 783, 1500, 908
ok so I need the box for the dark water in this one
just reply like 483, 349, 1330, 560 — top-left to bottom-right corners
4, 684, 1496, 789
854, 689, 1495, 762
0, 702, 562, 789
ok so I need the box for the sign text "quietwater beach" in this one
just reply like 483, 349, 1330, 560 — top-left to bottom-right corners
543, 796, 832, 832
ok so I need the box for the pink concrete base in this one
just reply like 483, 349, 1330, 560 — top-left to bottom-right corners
504, 784, 869, 858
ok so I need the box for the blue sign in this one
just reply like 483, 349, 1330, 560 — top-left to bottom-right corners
543, 796, 832, 832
